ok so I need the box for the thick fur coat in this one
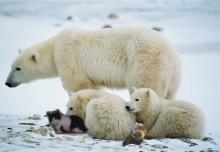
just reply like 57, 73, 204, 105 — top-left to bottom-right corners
6, 27, 181, 99
127, 87, 205, 139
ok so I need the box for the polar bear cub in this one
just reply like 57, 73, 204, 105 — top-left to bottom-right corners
66, 89, 109, 119
126, 87, 205, 139
85, 95, 136, 140
66, 89, 136, 140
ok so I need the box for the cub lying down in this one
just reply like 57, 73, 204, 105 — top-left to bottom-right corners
66, 89, 136, 140
126, 87, 205, 139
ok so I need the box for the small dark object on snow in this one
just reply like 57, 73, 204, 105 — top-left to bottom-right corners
152, 26, 163, 32
202, 137, 213, 142
123, 122, 147, 146
189, 142, 198, 147
67, 16, 73, 20
45, 109, 87, 134
45, 124, 50, 127
108, 13, 118, 19
102, 24, 112, 28
19, 122, 35, 125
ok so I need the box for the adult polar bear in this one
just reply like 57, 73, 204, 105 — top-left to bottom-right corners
5, 27, 180, 99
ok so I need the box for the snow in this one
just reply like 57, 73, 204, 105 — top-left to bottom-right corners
0, 0, 220, 151
0, 114, 219, 152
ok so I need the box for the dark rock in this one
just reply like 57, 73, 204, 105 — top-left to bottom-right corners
108, 13, 118, 19
152, 26, 163, 32
102, 24, 112, 28
67, 16, 73, 20
45, 124, 50, 127
180, 138, 192, 144
162, 145, 168, 149
19, 122, 35, 125
28, 114, 40, 120
202, 137, 216, 145
151, 144, 164, 149
202, 137, 213, 142
200, 148, 218, 152
189, 142, 198, 147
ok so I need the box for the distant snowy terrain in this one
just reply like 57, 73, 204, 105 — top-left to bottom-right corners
0, 0, 220, 151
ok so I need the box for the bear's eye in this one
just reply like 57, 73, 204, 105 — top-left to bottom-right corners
15, 67, 21, 71
135, 98, 139, 101
69, 107, 73, 110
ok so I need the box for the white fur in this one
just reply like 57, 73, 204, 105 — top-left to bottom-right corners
66, 89, 136, 140
66, 89, 109, 119
127, 88, 205, 139
7, 27, 181, 99
85, 95, 136, 140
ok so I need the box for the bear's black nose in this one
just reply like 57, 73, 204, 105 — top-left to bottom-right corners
5, 81, 20, 88
125, 106, 130, 110
5, 82, 12, 87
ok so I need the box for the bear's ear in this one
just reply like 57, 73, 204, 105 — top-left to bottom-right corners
30, 54, 37, 63
146, 90, 150, 97
130, 87, 136, 94
18, 49, 22, 54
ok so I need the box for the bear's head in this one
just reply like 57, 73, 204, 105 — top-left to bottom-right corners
5, 40, 57, 88
126, 87, 159, 113
66, 93, 87, 119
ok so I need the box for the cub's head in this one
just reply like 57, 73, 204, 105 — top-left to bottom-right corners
66, 89, 102, 118
126, 87, 159, 113
5, 40, 56, 88
66, 94, 79, 116
66, 93, 87, 119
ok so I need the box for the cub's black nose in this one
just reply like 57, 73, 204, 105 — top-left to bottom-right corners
5, 82, 12, 87
125, 106, 130, 110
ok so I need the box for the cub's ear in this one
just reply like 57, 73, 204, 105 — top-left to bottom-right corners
77, 96, 83, 101
130, 87, 136, 94
30, 54, 37, 63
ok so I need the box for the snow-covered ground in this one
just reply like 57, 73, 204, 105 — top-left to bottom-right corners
0, 0, 220, 151
0, 114, 219, 152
